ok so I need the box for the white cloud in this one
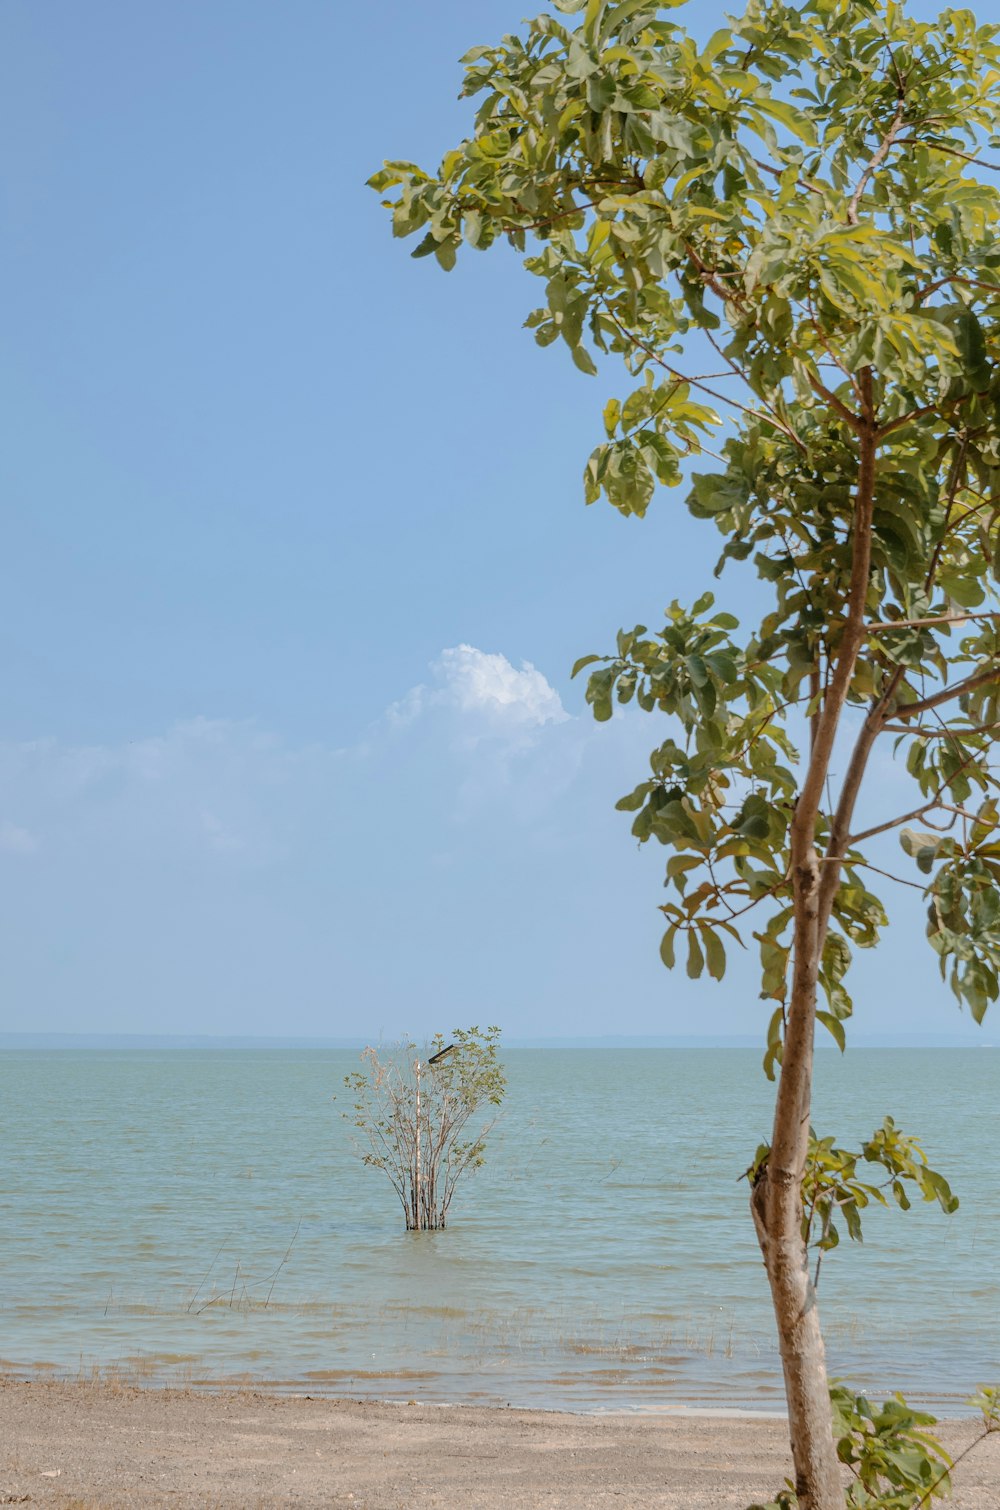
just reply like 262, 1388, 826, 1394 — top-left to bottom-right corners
386, 644, 568, 733
382, 684, 426, 731
436, 644, 568, 726
0, 646, 571, 865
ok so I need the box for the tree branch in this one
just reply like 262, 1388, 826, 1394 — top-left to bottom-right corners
683, 239, 748, 309
797, 374, 878, 835
848, 800, 944, 846
847, 98, 907, 225
805, 297, 864, 401
766, 374, 878, 1264
816, 667, 905, 938
807, 369, 862, 430
868, 610, 999, 635
914, 272, 1000, 305
876, 400, 959, 439
896, 137, 1000, 174
848, 747, 985, 845
893, 667, 1000, 720
882, 721, 1000, 736
749, 155, 825, 197
834, 856, 926, 891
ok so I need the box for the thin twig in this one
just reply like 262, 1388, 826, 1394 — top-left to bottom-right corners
703, 326, 805, 449
847, 97, 907, 224
186, 1231, 234, 1313
848, 744, 985, 844
897, 137, 1000, 174
599, 299, 793, 436
264, 1220, 302, 1309
749, 155, 825, 197
914, 1424, 999, 1510
848, 802, 940, 846
823, 856, 926, 891
883, 722, 1000, 736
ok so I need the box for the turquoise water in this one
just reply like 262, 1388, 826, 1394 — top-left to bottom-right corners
0, 1047, 996, 1412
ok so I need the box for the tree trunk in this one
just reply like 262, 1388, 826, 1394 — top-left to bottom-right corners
752, 1173, 842, 1508
749, 391, 877, 1505
750, 832, 844, 1509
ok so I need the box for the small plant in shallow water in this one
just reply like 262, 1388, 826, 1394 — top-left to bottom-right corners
343, 1026, 506, 1231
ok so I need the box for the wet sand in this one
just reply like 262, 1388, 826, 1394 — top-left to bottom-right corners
1, 1379, 998, 1508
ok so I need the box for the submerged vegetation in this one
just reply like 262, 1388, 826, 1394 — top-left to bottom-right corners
371, 0, 1000, 1502
343, 1026, 506, 1230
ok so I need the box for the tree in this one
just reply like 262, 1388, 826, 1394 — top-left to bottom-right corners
343, 1026, 506, 1231
369, 1, 1000, 1503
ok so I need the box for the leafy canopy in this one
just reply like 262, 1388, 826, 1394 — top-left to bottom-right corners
371, 0, 1000, 1050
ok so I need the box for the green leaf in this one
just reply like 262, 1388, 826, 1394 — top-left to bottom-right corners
817, 1011, 846, 1053
571, 343, 598, 376
735, 795, 772, 841
585, 665, 616, 722
751, 95, 817, 146
686, 653, 709, 687
688, 473, 748, 517
433, 239, 457, 272
901, 829, 944, 875
703, 927, 727, 981
463, 210, 484, 248
571, 653, 602, 678
583, 0, 605, 39
936, 304, 991, 387
616, 781, 654, 812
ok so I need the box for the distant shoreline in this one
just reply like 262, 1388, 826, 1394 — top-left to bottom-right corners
1, 1032, 994, 1050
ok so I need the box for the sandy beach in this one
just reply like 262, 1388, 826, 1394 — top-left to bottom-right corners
1, 1380, 998, 1509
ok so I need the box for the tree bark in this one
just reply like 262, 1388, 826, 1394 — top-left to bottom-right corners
750, 382, 879, 1508
752, 829, 844, 1509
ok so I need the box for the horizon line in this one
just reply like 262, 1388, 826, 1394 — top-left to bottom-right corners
0, 1031, 993, 1050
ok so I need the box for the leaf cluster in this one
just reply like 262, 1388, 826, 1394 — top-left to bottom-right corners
902, 797, 1000, 1021
747, 1117, 957, 1260
804, 1117, 958, 1252
752, 1380, 1000, 1509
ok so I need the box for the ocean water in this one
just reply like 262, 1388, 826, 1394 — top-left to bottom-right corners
0, 1047, 996, 1413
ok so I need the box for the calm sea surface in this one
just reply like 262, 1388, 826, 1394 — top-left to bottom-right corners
0, 1047, 996, 1413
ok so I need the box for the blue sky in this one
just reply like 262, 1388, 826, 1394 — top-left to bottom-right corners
0, 0, 988, 1042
